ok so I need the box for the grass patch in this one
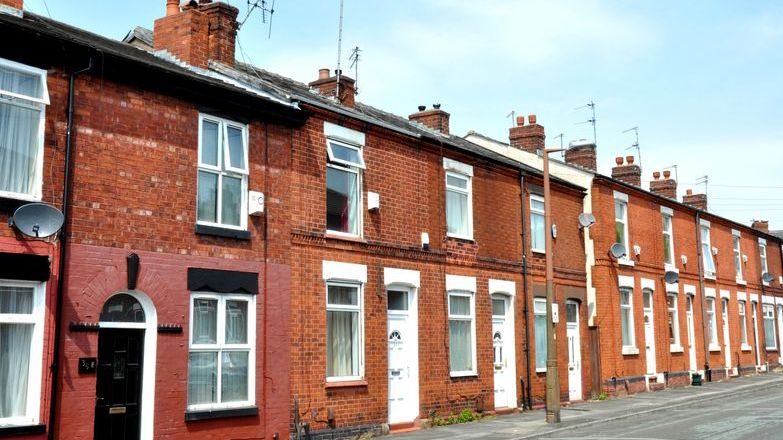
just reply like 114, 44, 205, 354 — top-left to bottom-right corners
430, 409, 482, 426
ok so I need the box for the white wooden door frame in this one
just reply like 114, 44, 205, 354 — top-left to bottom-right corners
722, 298, 731, 370
643, 291, 656, 375
387, 285, 419, 425
566, 300, 582, 401
686, 295, 697, 371
491, 294, 516, 409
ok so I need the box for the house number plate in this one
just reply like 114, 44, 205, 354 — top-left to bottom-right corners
78, 357, 97, 374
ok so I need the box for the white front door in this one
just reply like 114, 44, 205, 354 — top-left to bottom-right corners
722, 298, 731, 369
752, 302, 761, 366
643, 291, 656, 375
777, 305, 783, 363
387, 288, 419, 425
492, 295, 516, 409
566, 301, 582, 401
686, 295, 697, 371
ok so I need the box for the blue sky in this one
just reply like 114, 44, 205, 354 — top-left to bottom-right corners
26, 0, 783, 229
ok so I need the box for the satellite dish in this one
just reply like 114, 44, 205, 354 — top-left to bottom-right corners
664, 271, 679, 284
578, 213, 596, 229
762, 272, 774, 284
609, 243, 626, 259
11, 203, 64, 239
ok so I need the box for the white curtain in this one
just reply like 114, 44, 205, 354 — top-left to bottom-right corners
531, 211, 545, 250
225, 300, 247, 344
0, 101, 40, 196
327, 310, 358, 377
221, 175, 242, 227
449, 320, 472, 372
346, 171, 358, 235
187, 352, 217, 405
221, 351, 248, 402
192, 299, 217, 344
0, 286, 34, 418
446, 190, 468, 236
535, 314, 547, 370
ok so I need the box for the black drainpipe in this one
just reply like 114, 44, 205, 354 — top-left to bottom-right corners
520, 172, 532, 410
695, 211, 711, 382
48, 58, 93, 440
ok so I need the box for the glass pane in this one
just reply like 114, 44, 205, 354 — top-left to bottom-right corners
662, 215, 671, 233
100, 294, 144, 323
197, 171, 218, 223
614, 201, 625, 221
534, 300, 547, 314
531, 198, 545, 211
535, 315, 547, 369
621, 308, 633, 346
188, 351, 217, 405
226, 126, 245, 170
328, 285, 358, 306
615, 221, 626, 247
449, 320, 473, 372
492, 299, 505, 316
0, 102, 41, 196
0, 65, 43, 98
329, 141, 363, 167
327, 310, 358, 377
221, 351, 249, 402
388, 290, 408, 311
643, 291, 652, 309
225, 300, 248, 344
663, 234, 672, 264
0, 286, 34, 314
192, 299, 217, 344
326, 166, 359, 234
201, 120, 219, 166
531, 212, 545, 250
446, 190, 469, 236
449, 295, 470, 316
446, 174, 468, 189
667, 295, 675, 310
221, 175, 242, 227
566, 303, 578, 323
620, 290, 630, 306
0, 323, 33, 417
668, 311, 676, 344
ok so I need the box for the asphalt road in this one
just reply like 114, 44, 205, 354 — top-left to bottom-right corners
539, 383, 783, 440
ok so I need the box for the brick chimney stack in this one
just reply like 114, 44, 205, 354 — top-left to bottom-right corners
682, 188, 708, 210
309, 69, 357, 108
649, 169, 677, 199
408, 104, 450, 134
564, 139, 597, 171
509, 114, 545, 153
752, 220, 769, 233
153, 0, 239, 69
0, 0, 23, 11
611, 155, 641, 187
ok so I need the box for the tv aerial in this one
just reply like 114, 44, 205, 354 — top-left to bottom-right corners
622, 126, 641, 169
575, 100, 597, 145
239, 0, 276, 38
10, 203, 64, 239
348, 46, 361, 94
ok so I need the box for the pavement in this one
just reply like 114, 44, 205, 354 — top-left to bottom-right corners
388, 372, 783, 439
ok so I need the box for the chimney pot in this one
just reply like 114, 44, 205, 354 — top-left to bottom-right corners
433, 103, 441, 109
615, 156, 624, 166
686, 189, 693, 195
653, 171, 661, 180
528, 114, 537, 125
318, 68, 330, 79
663, 170, 671, 179
626, 155, 635, 165
166, 0, 179, 15
516, 116, 525, 127
417, 105, 426, 111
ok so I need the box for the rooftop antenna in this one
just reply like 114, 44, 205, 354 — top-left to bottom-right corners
695, 175, 709, 210
349, 46, 361, 95
553, 133, 564, 157
506, 110, 516, 128
335, 0, 345, 101
622, 126, 641, 169
575, 100, 597, 146
663, 164, 679, 182
239, 0, 276, 37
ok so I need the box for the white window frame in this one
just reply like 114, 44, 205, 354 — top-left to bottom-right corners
614, 192, 632, 266
661, 208, 675, 268
0, 279, 45, 428
759, 238, 769, 285
448, 290, 477, 377
706, 297, 719, 350
187, 292, 256, 412
738, 299, 750, 349
530, 194, 545, 253
445, 171, 473, 240
620, 287, 637, 354
733, 230, 743, 283
763, 303, 776, 350
325, 161, 363, 238
667, 292, 682, 351
326, 139, 365, 169
325, 281, 364, 382
700, 220, 716, 279
533, 298, 547, 372
0, 57, 49, 202
196, 114, 249, 230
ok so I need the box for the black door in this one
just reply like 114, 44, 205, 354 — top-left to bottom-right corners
94, 329, 144, 440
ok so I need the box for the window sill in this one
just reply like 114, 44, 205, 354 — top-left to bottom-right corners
670, 345, 684, 353
741, 344, 752, 352
664, 265, 679, 274
762, 281, 770, 287
0, 424, 46, 437
709, 345, 721, 352
0, 196, 37, 214
324, 232, 366, 243
195, 224, 251, 240
185, 406, 258, 422
766, 347, 778, 352
618, 259, 635, 268
535, 368, 547, 374
531, 249, 546, 255
450, 371, 478, 378
704, 274, 716, 281
622, 346, 639, 355
446, 234, 475, 243
325, 380, 368, 389
736, 278, 747, 286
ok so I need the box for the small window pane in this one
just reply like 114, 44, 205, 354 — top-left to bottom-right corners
446, 174, 468, 189
388, 290, 408, 311
0, 65, 43, 99
221, 351, 249, 402
0, 286, 34, 314
100, 294, 145, 323
534, 299, 547, 314
329, 141, 363, 167
667, 294, 676, 309
188, 351, 217, 405
326, 166, 359, 234
643, 291, 652, 309
225, 300, 248, 344
615, 201, 625, 220
221, 175, 242, 227
328, 285, 358, 306
197, 171, 218, 223
449, 295, 470, 316
201, 120, 219, 166
566, 302, 578, 324
531, 198, 545, 211
620, 290, 631, 306
446, 189, 469, 236
192, 299, 217, 344
492, 299, 505, 316
226, 126, 245, 170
